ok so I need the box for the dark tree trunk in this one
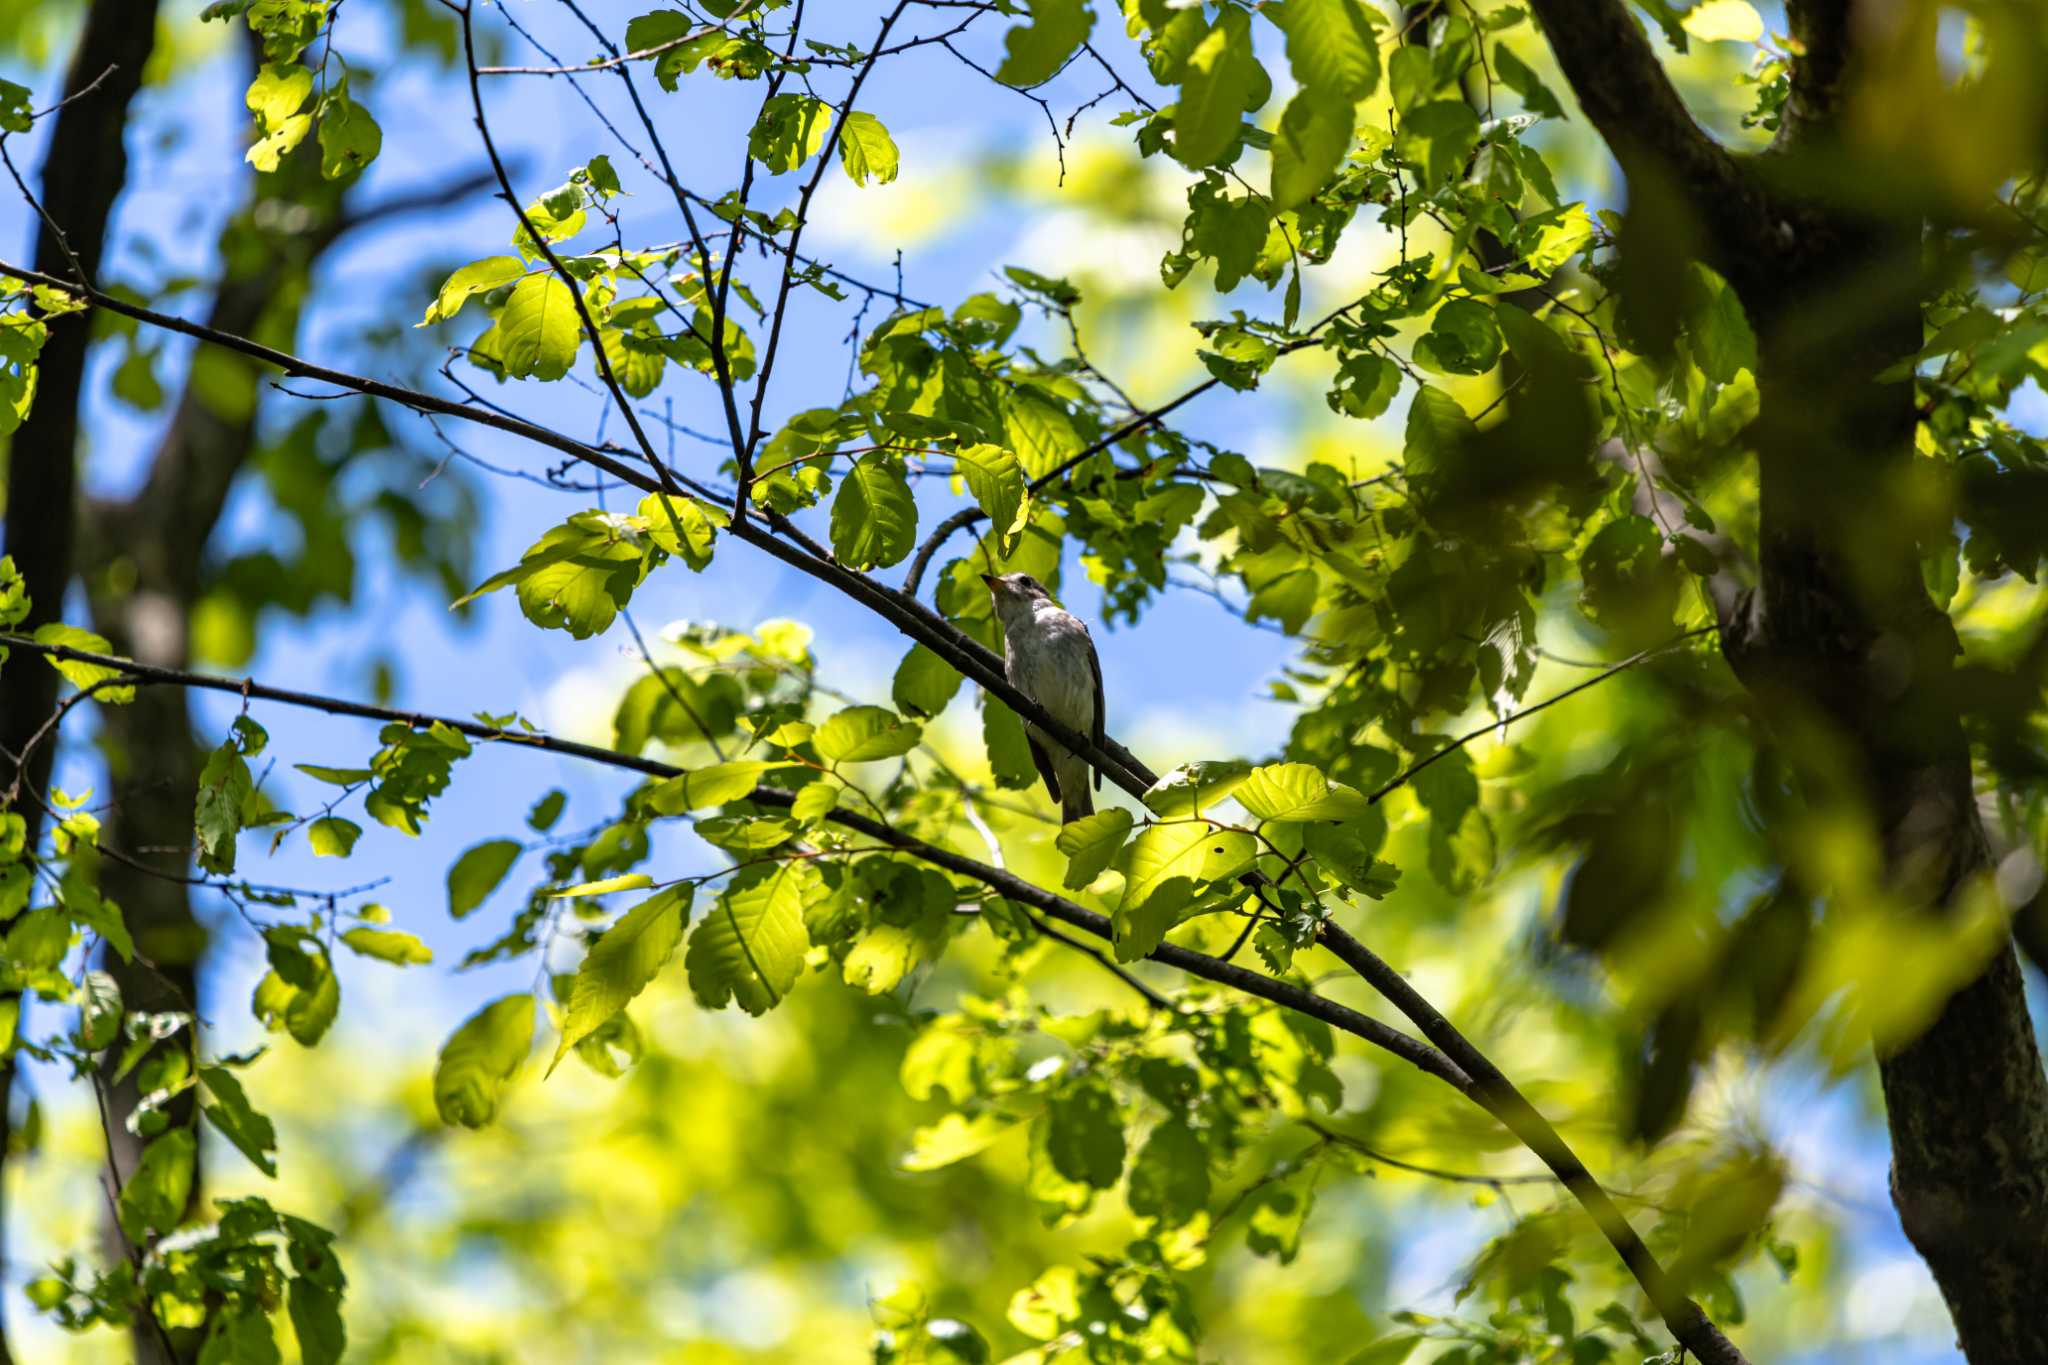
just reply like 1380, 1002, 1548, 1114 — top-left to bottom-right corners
0, 6, 160, 1361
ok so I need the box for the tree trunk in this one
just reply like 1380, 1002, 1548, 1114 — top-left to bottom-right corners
1527, 1, 2048, 1357
0, 5, 160, 1361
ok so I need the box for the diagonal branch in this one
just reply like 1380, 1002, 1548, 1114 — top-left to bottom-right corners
1524, 0, 1781, 285
0, 631, 1463, 1088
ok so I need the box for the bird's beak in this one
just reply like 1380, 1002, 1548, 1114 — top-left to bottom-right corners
979, 573, 998, 589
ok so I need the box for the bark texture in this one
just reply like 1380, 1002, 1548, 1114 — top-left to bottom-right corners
0, 6, 161, 1362
1527, 1, 2048, 1360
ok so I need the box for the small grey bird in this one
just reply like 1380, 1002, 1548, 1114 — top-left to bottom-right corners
983, 571, 1103, 824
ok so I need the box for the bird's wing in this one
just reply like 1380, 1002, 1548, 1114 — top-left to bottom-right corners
1085, 632, 1104, 791
1025, 734, 1062, 805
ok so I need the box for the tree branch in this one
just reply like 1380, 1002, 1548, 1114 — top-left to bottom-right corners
1524, 0, 1783, 290
0, 630, 1465, 1089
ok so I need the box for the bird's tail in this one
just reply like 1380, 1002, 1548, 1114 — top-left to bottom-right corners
1059, 756, 1094, 824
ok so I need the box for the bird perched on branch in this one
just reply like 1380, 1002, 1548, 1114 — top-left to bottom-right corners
983, 571, 1103, 825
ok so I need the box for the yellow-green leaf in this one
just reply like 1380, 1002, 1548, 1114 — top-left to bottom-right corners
245, 63, 312, 131
1681, 0, 1763, 43
686, 861, 815, 1015
551, 873, 655, 899
645, 760, 792, 814
1056, 808, 1134, 890
32, 623, 135, 703
307, 817, 360, 858
433, 994, 534, 1128
498, 274, 583, 381
814, 704, 922, 763
421, 255, 525, 327
1116, 824, 1255, 961
829, 458, 918, 569
339, 927, 433, 966
953, 443, 1029, 551
839, 110, 900, 186
548, 885, 691, 1074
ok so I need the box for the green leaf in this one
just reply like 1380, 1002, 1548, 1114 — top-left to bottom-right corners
639, 492, 717, 570
1403, 383, 1476, 475
953, 443, 1030, 551
552, 873, 656, 899
528, 789, 567, 831
549, 885, 691, 1074
0, 78, 31, 134
1247, 1176, 1316, 1262
892, 644, 964, 720
32, 622, 136, 702
1272, 0, 1381, 99
1174, 7, 1262, 168
829, 458, 919, 569
1237, 763, 1372, 821
433, 993, 535, 1128
1398, 99, 1481, 188
246, 113, 312, 172
78, 969, 121, 1049
196, 740, 253, 875
815, 704, 923, 763
790, 782, 839, 825
0, 554, 28, 629
1003, 390, 1082, 479
1681, 0, 1763, 43
645, 760, 792, 813
1247, 567, 1320, 634
295, 763, 371, 786
687, 861, 815, 1014
748, 93, 831, 173
317, 89, 382, 179
448, 839, 521, 919
288, 1278, 346, 1365
902, 1111, 1021, 1171
1115, 824, 1255, 961
306, 816, 360, 858
1524, 202, 1596, 274
1494, 43, 1563, 119
1271, 90, 1353, 211
119, 1128, 195, 1241
1415, 298, 1503, 375
198, 1302, 280, 1365
1142, 760, 1252, 817
1055, 808, 1133, 890
1684, 262, 1758, 383
1127, 1120, 1210, 1226
200, 1065, 279, 1176
421, 255, 525, 326
982, 698, 1039, 789
839, 110, 900, 186
339, 927, 433, 965
1346, 1334, 1422, 1365
995, 0, 1093, 87
497, 274, 583, 381
1045, 1082, 1124, 1188
245, 63, 312, 131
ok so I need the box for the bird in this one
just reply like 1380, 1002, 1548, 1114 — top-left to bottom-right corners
982, 571, 1103, 825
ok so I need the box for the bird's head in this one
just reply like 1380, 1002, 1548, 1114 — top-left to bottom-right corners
981, 571, 1055, 629
981, 571, 1052, 607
